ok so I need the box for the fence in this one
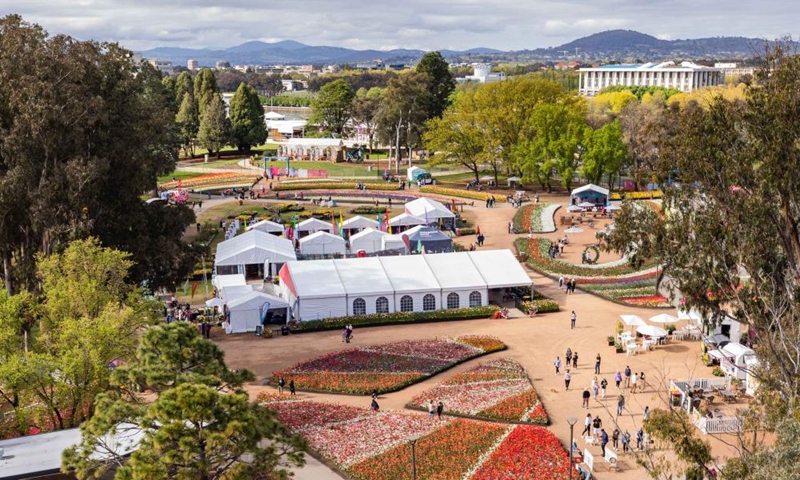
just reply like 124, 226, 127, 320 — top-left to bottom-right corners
696, 416, 741, 435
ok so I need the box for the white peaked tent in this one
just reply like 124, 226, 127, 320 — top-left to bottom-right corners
212, 273, 247, 291
405, 197, 455, 222
382, 234, 408, 253
247, 219, 285, 236
296, 217, 333, 238
226, 291, 289, 334
389, 213, 426, 228
214, 230, 296, 277
264, 111, 286, 120
220, 284, 254, 303
299, 231, 346, 255
341, 215, 379, 233
350, 228, 387, 253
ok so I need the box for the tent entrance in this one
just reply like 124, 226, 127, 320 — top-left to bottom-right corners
244, 263, 263, 280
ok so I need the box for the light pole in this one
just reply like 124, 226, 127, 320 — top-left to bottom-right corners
567, 416, 578, 480
407, 434, 420, 480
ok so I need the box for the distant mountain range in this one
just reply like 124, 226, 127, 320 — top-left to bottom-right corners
141, 30, 782, 66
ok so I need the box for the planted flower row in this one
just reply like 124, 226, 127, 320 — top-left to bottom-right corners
519, 237, 657, 277
407, 359, 550, 425
419, 186, 506, 202
160, 172, 261, 190
275, 181, 402, 192
270, 336, 506, 394
470, 424, 571, 480
512, 203, 556, 234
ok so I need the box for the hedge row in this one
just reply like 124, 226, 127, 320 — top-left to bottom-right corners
519, 299, 560, 314
289, 306, 500, 332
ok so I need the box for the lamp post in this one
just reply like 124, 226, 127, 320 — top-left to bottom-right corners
407, 434, 420, 480
567, 416, 579, 480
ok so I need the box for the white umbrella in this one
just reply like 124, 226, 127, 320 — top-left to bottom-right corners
566, 205, 583, 212
578, 202, 595, 208
564, 226, 584, 234
637, 325, 668, 337
678, 308, 703, 322
606, 204, 622, 211
620, 314, 647, 327
205, 298, 226, 307
649, 313, 679, 324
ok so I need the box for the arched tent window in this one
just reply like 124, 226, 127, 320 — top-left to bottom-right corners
469, 291, 482, 307
376, 296, 389, 314
400, 295, 413, 312
423, 294, 436, 311
353, 298, 366, 315
446, 292, 460, 309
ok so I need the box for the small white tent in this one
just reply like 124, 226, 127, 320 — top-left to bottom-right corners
299, 231, 346, 255
220, 284, 254, 303
212, 273, 247, 291
382, 234, 408, 253
341, 215, 379, 234
405, 197, 456, 222
350, 228, 387, 254
389, 213, 426, 229
246, 219, 285, 236
296, 217, 333, 238
214, 230, 296, 277
226, 291, 289, 334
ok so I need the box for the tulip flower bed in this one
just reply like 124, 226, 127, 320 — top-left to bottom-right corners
470, 425, 571, 480
288, 306, 499, 332
160, 172, 260, 190
610, 190, 663, 200
275, 181, 401, 192
407, 359, 550, 425
419, 186, 505, 202
271, 336, 506, 394
512, 202, 556, 233
347, 419, 508, 480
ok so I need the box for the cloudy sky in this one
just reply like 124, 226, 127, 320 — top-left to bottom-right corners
1, 0, 796, 52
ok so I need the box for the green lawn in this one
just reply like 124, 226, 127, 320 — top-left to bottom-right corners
157, 170, 207, 184
200, 159, 244, 168
191, 142, 282, 157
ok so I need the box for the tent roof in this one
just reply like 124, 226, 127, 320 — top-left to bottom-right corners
350, 227, 387, 242
215, 230, 296, 266
423, 252, 487, 290
247, 219, 284, 233
406, 227, 452, 242
227, 291, 289, 310
220, 285, 254, 302
283, 260, 346, 299
721, 343, 755, 359
299, 231, 346, 246
264, 111, 286, 119
212, 274, 247, 290
378, 255, 442, 293
571, 184, 610, 196
286, 138, 343, 147
389, 212, 427, 226
297, 217, 333, 232
333, 257, 394, 295
341, 215, 379, 229
405, 197, 456, 219
466, 250, 532, 288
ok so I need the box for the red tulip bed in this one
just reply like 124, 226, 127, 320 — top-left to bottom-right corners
261, 398, 570, 480
270, 336, 506, 394
407, 359, 550, 425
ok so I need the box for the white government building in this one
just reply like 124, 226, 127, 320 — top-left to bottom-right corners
578, 61, 723, 96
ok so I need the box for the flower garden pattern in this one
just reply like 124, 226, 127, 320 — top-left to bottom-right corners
407, 358, 550, 425
270, 336, 506, 394
512, 202, 558, 234
159, 172, 260, 190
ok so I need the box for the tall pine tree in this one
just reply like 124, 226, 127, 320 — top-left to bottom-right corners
176, 92, 200, 157
229, 82, 266, 152
193, 68, 219, 116
197, 95, 230, 158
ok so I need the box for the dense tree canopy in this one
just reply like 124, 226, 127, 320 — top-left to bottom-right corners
197, 95, 231, 158
229, 82, 267, 152
309, 79, 355, 137
416, 51, 456, 120
194, 68, 220, 116
0, 15, 194, 293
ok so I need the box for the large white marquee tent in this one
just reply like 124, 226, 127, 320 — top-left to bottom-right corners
278, 249, 532, 321
214, 230, 296, 278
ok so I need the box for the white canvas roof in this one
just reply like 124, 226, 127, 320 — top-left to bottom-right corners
283, 260, 347, 299
382, 234, 408, 252
571, 183, 610, 196
333, 257, 394, 295
286, 137, 343, 147
297, 217, 333, 233
423, 252, 487, 290
247, 219, 285, 234
389, 212, 427, 227
467, 250, 532, 288
227, 290, 289, 311
405, 197, 456, 220
721, 343, 755, 360
341, 215, 379, 230
350, 228, 387, 253
379, 255, 442, 293
299, 231, 346, 249
264, 111, 286, 120
220, 285, 254, 302
215, 230, 296, 266
267, 120, 307, 134
212, 274, 247, 290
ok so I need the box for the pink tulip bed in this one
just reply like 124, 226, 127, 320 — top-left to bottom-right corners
407, 358, 550, 425
260, 398, 570, 480
270, 336, 506, 394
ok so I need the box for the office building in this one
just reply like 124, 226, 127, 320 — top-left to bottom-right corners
578, 61, 723, 96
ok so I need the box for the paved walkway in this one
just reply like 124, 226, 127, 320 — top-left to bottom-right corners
208, 193, 737, 479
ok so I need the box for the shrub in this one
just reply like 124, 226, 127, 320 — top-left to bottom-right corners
350, 206, 387, 214
458, 228, 477, 236
267, 203, 305, 213
290, 306, 500, 332
520, 299, 560, 314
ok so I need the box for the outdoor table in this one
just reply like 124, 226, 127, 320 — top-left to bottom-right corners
642, 339, 655, 351
626, 343, 639, 356
721, 390, 737, 402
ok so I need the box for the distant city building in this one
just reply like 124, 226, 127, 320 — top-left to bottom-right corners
555, 61, 581, 70
215, 61, 231, 70
148, 59, 174, 75
354, 61, 383, 71
385, 63, 407, 71
578, 61, 723, 96
456, 64, 506, 84
714, 63, 755, 77
281, 79, 305, 91
187, 59, 199, 71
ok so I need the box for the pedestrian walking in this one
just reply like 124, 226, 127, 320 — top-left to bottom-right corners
570, 278, 577, 293
342, 327, 348, 343
643, 406, 650, 422
624, 366, 632, 388
639, 372, 646, 392
592, 416, 602, 438
559, 275, 564, 288
566, 347, 573, 365
277, 376, 285, 393
437, 401, 444, 420
600, 378, 608, 398
570, 311, 577, 329
614, 370, 622, 389
622, 431, 631, 453
636, 428, 645, 450
289, 380, 296, 396
582, 413, 592, 436
591, 377, 599, 400
612, 428, 620, 449
631, 372, 638, 393
600, 429, 609, 457
428, 400, 436, 419
595, 353, 601, 374
572, 352, 579, 369
564, 370, 572, 390
582, 388, 591, 409
617, 393, 625, 416
554, 356, 562, 375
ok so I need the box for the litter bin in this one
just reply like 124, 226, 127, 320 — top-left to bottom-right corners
281, 325, 290, 336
